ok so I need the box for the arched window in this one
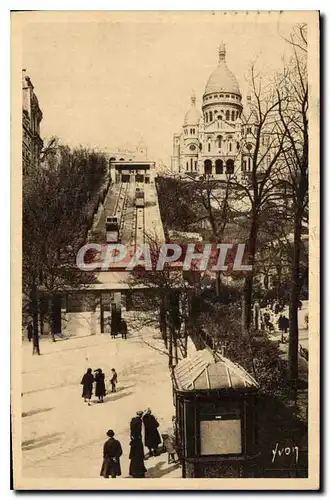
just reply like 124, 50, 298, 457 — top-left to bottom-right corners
207, 140, 211, 153
204, 159, 212, 175
226, 110, 230, 121
231, 110, 235, 121
216, 135, 222, 149
229, 142, 232, 152
226, 159, 234, 174
205, 113, 208, 123
215, 159, 223, 174
209, 111, 213, 122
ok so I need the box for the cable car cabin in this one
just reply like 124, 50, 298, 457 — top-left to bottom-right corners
135, 188, 145, 208
105, 216, 120, 243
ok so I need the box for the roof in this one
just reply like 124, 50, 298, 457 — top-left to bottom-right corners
173, 348, 259, 391
204, 62, 241, 96
204, 45, 241, 96
184, 93, 201, 126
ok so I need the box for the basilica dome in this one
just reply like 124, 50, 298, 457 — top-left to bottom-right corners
183, 92, 201, 125
204, 43, 241, 97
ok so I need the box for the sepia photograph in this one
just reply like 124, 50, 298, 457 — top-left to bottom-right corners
11, 10, 320, 490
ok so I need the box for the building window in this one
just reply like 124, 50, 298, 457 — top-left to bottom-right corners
215, 159, 223, 174
243, 159, 247, 172
205, 114, 208, 123
229, 142, 232, 152
231, 110, 235, 121
225, 94, 230, 98
189, 144, 196, 151
186, 162, 189, 170
226, 110, 230, 121
190, 158, 193, 171
226, 159, 234, 174
247, 127, 252, 135
204, 159, 212, 175
217, 135, 222, 149
209, 111, 213, 122
208, 141, 211, 152
194, 161, 197, 171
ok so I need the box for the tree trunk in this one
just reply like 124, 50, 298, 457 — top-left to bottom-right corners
168, 322, 173, 369
160, 295, 167, 348
31, 280, 40, 355
215, 272, 221, 297
288, 208, 303, 384
241, 215, 258, 331
183, 320, 188, 358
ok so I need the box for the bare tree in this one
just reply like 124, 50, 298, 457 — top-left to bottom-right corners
23, 142, 108, 351
129, 232, 194, 367
231, 64, 288, 331
277, 24, 308, 383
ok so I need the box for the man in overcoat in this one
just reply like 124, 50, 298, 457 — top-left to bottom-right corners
142, 408, 161, 457
100, 430, 123, 478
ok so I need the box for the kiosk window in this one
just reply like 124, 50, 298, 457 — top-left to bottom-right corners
199, 401, 242, 456
200, 419, 242, 456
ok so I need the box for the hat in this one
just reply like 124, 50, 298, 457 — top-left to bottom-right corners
106, 429, 114, 437
136, 411, 143, 416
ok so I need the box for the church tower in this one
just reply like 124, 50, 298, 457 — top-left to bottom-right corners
171, 42, 245, 180
200, 42, 243, 177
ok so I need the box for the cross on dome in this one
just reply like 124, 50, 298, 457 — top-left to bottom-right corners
218, 41, 226, 63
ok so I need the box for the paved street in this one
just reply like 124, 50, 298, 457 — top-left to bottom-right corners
21, 327, 181, 479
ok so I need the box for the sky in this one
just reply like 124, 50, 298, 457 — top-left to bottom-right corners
22, 12, 301, 168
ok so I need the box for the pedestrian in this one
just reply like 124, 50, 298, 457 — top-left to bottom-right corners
81, 368, 94, 405
282, 316, 289, 334
110, 368, 117, 393
130, 410, 143, 439
129, 437, 147, 478
27, 322, 33, 342
95, 368, 106, 403
120, 319, 128, 339
142, 408, 161, 457
100, 429, 123, 479
32, 327, 40, 355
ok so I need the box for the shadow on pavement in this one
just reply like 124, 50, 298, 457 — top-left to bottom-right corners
146, 460, 181, 478
22, 432, 63, 451
102, 391, 134, 404
22, 407, 54, 418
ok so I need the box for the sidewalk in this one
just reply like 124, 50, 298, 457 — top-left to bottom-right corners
21, 327, 182, 479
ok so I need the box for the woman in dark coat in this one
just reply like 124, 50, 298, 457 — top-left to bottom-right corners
129, 438, 147, 478
95, 368, 106, 403
142, 408, 161, 456
100, 430, 123, 479
81, 368, 94, 405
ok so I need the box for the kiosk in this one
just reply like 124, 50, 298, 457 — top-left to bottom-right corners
172, 348, 259, 478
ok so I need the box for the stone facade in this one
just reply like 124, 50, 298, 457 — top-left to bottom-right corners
22, 70, 43, 173
171, 43, 271, 182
